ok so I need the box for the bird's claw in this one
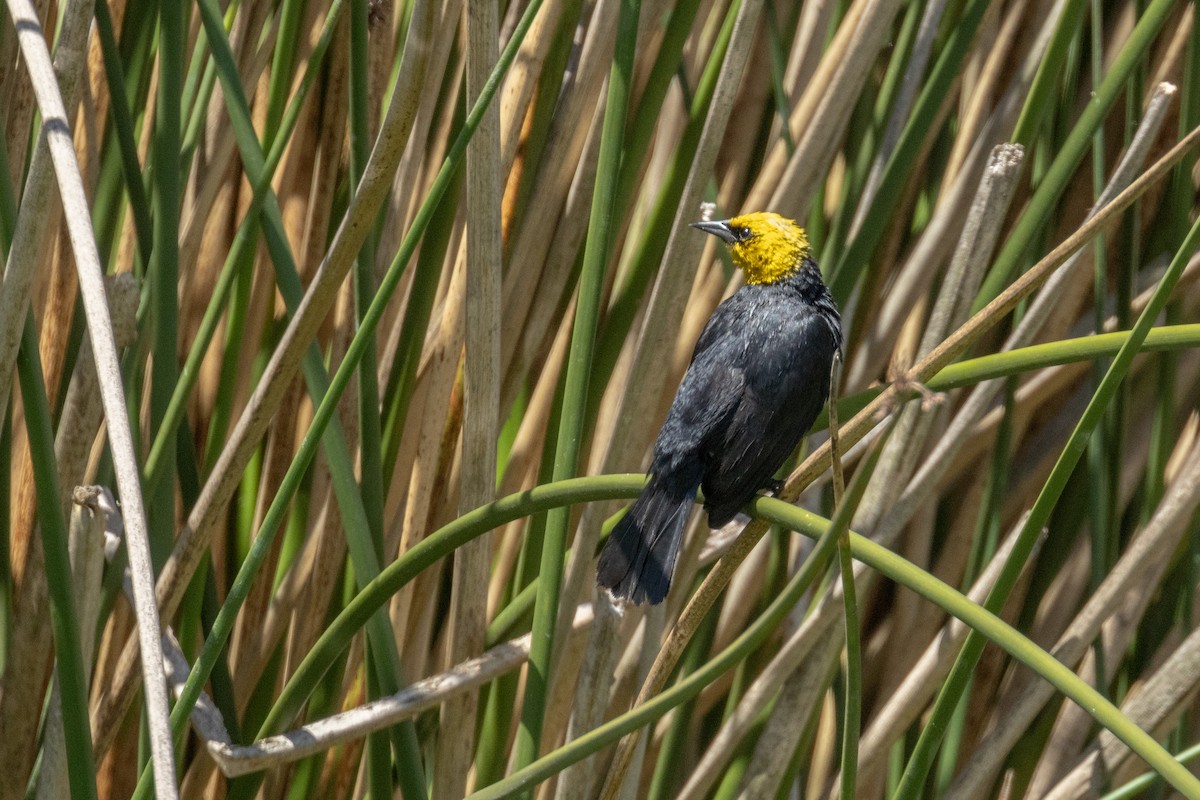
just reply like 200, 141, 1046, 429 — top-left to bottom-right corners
763, 478, 785, 496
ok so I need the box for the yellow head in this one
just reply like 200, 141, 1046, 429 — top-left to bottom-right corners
691, 211, 811, 285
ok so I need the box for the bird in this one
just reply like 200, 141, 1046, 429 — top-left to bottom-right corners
596, 211, 842, 605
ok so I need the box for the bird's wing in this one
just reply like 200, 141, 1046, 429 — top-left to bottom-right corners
700, 382, 824, 523
652, 356, 745, 473
649, 309, 749, 474
688, 293, 752, 361
701, 314, 836, 526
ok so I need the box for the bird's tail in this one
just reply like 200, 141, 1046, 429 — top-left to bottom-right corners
596, 474, 697, 605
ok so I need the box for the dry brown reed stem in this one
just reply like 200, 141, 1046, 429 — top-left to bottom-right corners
785, 0, 840, 117
1148, 3, 1195, 88
183, 606, 599, 779
854, 0, 1062, 387
921, 255, 1200, 490
498, 0, 620, 381
823, 143, 1023, 792
850, 0, 950, 236
598, 120, 1200, 794
401, 316, 469, 683
737, 357, 848, 799
383, 246, 468, 552
554, 599, 624, 800
497, 0, 565, 170
768, 0, 904, 221
229, 384, 308, 702
856, 144, 1024, 539
862, 81, 1175, 554
944, 434, 1200, 799
902, 357, 1200, 786
39, 239, 80, 419
438, 0, 502, 792
382, 0, 461, 255
833, 519, 1030, 798
280, 476, 349, 683
744, 0, 869, 213
675, 586, 844, 798
1040, 607, 1200, 799
487, 299, 576, 617
0, 0, 93, 435
387, 235, 466, 664
850, 91, 1023, 388
945, 371, 1200, 786
113, 50, 158, 277
505, 108, 604, 411
612, 605, 666, 800
224, 28, 353, 693
90, 0, 441, 757
739, 624, 843, 800
180, 9, 277, 282
943, 0, 1041, 182
0, 0, 37, 211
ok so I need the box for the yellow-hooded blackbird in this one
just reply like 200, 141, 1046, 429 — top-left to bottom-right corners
596, 211, 842, 604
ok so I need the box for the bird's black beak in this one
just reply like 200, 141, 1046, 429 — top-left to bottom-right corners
690, 219, 738, 244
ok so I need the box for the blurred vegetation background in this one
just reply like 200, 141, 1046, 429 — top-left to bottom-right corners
2, 0, 1200, 797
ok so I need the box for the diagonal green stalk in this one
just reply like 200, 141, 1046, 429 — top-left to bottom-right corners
140, 14, 414, 783
263, 0, 305, 137
89, 0, 158, 277
91, 0, 153, 265
245, 454, 1196, 798
891, 183, 1200, 800
14, 297, 98, 800
1007, 0, 1088, 149
1100, 742, 1200, 800
153, 450, 1195, 796
855, 504, 1200, 799
453, 323, 1200, 651
588, 0, 737, 409
146, 0, 184, 563
512, 0, 641, 774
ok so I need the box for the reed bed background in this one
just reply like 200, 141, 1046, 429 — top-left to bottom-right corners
2, 0, 1200, 797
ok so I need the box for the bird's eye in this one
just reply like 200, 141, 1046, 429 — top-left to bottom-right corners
732, 226, 752, 242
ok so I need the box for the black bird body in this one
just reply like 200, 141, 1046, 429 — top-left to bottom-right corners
597, 213, 841, 605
